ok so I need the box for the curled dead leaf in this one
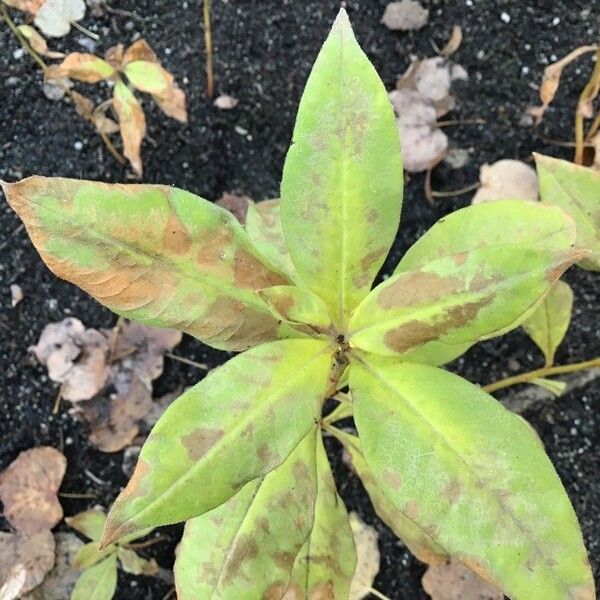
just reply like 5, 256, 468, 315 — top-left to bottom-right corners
0, 531, 55, 598
471, 159, 538, 204
422, 560, 503, 600
0, 447, 66, 534
104, 44, 124, 70
349, 513, 381, 600
17, 25, 64, 58
113, 80, 146, 176
381, 0, 429, 31
122, 39, 159, 65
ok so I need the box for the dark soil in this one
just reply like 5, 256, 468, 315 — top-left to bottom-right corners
1, 1, 599, 598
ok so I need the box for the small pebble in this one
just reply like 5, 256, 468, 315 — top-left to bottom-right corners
500, 12, 510, 24
13, 48, 24, 60
74, 141, 83, 151
552, 16, 560, 26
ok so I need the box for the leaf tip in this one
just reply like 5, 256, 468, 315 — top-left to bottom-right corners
332, 6, 353, 37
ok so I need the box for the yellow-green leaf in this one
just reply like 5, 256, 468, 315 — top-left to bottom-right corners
2, 176, 300, 351
257, 285, 332, 330
280, 8, 403, 329
45, 52, 115, 83
351, 357, 595, 600
522, 280, 573, 366
349, 245, 582, 358
174, 430, 320, 599
117, 548, 158, 575
536, 153, 600, 271
73, 541, 116, 570
100, 339, 334, 546
71, 554, 118, 600
113, 80, 146, 175
66, 509, 106, 541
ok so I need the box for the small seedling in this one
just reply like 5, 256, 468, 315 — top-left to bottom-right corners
2, 9, 597, 599
67, 509, 158, 600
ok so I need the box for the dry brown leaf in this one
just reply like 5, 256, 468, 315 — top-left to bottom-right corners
439, 25, 462, 57
113, 80, 146, 176
471, 159, 538, 204
381, 0, 428, 31
29, 317, 109, 402
104, 43, 124, 70
0, 447, 66, 535
122, 39, 159, 66
349, 513, 380, 600
214, 94, 239, 110
216, 192, 252, 224
531, 45, 598, 123
71, 91, 120, 135
22, 533, 84, 600
390, 57, 467, 172
154, 85, 187, 123
0, 531, 55, 598
45, 52, 115, 83
422, 560, 504, 600
2, 0, 44, 14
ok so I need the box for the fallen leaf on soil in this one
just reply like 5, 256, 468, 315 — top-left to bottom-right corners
349, 513, 380, 600
530, 44, 598, 123
122, 39, 158, 65
29, 317, 109, 402
0, 447, 66, 534
381, 0, 428, 31
113, 80, 146, 176
45, 52, 115, 84
117, 548, 158, 576
104, 43, 124, 69
213, 94, 239, 110
33, 0, 86, 38
22, 533, 84, 600
0, 531, 55, 597
10, 284, 23, 308
389, 56, 467, 172
17, 25, 64, 58
471, 159, 538, 204
71, 91, 120, 135
2, 0, 44, 14
422, 560, 503, 600
439, 25, 462, 57
216, 192, 252, 223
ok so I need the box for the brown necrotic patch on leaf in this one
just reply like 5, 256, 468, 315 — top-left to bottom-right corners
382, 469, 402, 490
422, 560, 504, 600
162, 211, 192, 254
234, 247, 288, 289
263, 582, 303, 600
221, 534, 259, 585
181, 427, 225, 462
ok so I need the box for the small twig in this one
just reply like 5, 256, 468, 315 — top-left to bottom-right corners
108, 316, 124, 363
368, 588, 393, 600
430, 181, 480, 198
70, 20, 100, 40
59, 492, 97, 498
540, 135, 594, 149
124, 535, 167, 550
483, 356, 600, 394
436, 117, 485, 127
203, 0, 214, 98
85, 469, 109, 485
161, 588, 176, 600
165, 352, 210, 370
52, 384, 64, 414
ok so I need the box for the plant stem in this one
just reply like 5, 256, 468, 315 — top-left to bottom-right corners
430, 181, 480, 198
436, 117, 485, 127
203, 0, 214, 98
124, 535, 166, 549
483, 356, 600, 394
574, 46, 600, 164
165, 352, 210, 370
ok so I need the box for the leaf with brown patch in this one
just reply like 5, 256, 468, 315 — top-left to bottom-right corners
421, 560, 503, 600
174, 430, 319, 599
113, 80, 146, 176
100, 339, 334, 546
45, 52, 116, 83
2, 176, 300, 351
351, 357, 595, 599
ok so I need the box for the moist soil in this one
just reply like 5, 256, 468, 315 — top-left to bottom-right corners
1, 1, 599, 598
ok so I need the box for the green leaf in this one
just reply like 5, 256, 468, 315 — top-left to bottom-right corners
73, 542, 117, 569
333, 429, 447, 565
244, 199, 298, 281
390, 200, 578, 365
522, 280, 573, 366
101, 339, 334, 546
285, 433, 356, 599
123, 60, 172, 94
351, 357, 595, 600
530, 377, 567, 397
46, 52, 116, 83
349, 244, 583, 357
113, 80, 146, 176
71, 554, 118, 600
536, 153, 600, 271
174, 430, 320, 599
2, 177, 301, 351
66, 510, 107, 541
257, 285, 332, 330
280, 8, 403, 329
117, 548, 158, 575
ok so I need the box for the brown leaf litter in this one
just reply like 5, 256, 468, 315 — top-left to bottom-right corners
471, 159, 538, 204
422, 560, 503, 600
30, 318, 181, 452
349, 513, 381, 600
389, 57, 468, 172
381, 0, 429, 31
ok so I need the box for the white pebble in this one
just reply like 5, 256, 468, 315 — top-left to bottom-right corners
552, 16, 560, 26
500, 12, 510, 24
13, 48, 25, 60
74, 141, 83, 151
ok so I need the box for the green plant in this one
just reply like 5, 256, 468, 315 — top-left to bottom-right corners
2, 9, 596, 599
66, 509, 157, 600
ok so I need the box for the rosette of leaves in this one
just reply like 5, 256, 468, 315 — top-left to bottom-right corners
66, 509, 157, 600
45, 38, 187, 175
2, 9, 595, 600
